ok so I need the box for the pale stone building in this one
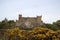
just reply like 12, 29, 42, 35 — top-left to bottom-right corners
16, 14, 43, 28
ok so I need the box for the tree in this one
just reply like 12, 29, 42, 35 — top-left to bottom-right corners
53, 20, 60, 29
8, 20, 15, 28
0, 18, 15, 29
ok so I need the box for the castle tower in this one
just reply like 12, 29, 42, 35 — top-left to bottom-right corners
37, 16, 42, 26
37, 16, 42, 22
19, 14, 22, 20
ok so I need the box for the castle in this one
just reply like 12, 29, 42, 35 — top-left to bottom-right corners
16, 14, 43, 28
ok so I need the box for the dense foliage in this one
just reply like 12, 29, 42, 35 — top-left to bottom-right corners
2, 27, 60, 40
0, 19, 60, 40
44, 20, 60, 30
0, 19, 15, 29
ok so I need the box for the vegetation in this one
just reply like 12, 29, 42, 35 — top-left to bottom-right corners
0, 19, 15, 29
3, 27, 60, 40
0, 18, 60, 40
44, 20, 60, 30
0, 18, 60, 30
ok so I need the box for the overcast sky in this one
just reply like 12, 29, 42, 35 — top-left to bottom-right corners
0, 0, 60, 23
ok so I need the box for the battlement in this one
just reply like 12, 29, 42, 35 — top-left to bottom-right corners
18, 14, 42, 20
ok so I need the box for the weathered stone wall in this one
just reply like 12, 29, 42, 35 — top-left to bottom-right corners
16, 14, 42, 28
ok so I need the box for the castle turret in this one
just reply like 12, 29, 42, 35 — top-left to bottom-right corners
19, 14, 22, 20
37, 16, 42, 23
37, 16, 42, 26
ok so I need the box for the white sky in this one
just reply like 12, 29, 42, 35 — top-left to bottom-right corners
0, 0, 60, 23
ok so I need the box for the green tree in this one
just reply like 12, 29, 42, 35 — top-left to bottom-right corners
8, 20, 15, 29
44, 23, 59, 30
0, 18, 15, 29
53, 20, 60, 30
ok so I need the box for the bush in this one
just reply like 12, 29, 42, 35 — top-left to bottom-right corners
3, 27, 60, 40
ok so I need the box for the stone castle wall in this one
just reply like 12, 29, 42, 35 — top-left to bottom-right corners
16, 14, 43, 28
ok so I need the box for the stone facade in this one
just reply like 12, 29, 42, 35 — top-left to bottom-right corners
16, 14, 43, 28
